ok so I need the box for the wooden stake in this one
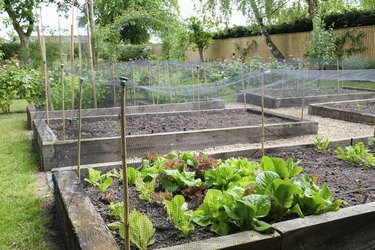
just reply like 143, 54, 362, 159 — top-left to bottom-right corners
242, 65, 247, 109
77, 78, 84, 180
337, 59, 340, 93
166, 64, 172, 103
77, 8, 82, 78
120, 77, 130, 250
57, 13, 63, 64
35, 11, 49, 124
70, 4, 75, 110
204, 62, 208, 101
191, 65, 195, 103
148, 64, 155, 104
40, 8, 54, 111
86, 0, 97, 108
112, 62, 117, 107
196, 66, 201, 129
132, 64, 136, 105
261, 72, 265, 156
157, 63, 160, 116
61, 64, 66, 141
301, 75, 305, 120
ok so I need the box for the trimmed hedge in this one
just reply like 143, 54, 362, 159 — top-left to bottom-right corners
213, 9, 375, 39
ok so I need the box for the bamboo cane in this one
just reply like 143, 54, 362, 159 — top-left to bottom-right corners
120, 77, 130, 250
196, 66, 200, 129
301, 75, 305, 120
156, 63, 160, 116
85, 0, 97, 108
35, 11, 49, 124
112, 62, 117, 106
70, 4, 75, 110
242, 65, 247, 109
148, 64, 155, 104
77, 78, 84, 180
166, 64, 172, 103
40, 8, 54, 111
61, 64, 66, 141
261, 72, 265, 156
132, 64, 136, 105
191, 65, 195, 103
204, 62, 208, 101
57, 13, 63, 64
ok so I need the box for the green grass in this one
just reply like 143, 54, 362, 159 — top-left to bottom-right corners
0, 111, 48, 249
342, 81, 375, 90
0, 99, 29, 114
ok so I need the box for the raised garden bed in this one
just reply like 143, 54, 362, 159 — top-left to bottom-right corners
238, 87, 375, 108
27, 100, 225, 130
33, 108, 318, 171
53, 139, 375, 250
309, 99, 375, 125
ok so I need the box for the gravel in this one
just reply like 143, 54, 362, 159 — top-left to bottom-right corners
201, 102, 374, 153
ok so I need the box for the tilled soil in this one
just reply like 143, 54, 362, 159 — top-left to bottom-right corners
254, 88, 369, 98
50, 109, 289, 140
84, 147, 375, 249
334, 102, 375, 115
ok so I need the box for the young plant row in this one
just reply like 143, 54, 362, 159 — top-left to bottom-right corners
85, 150, 345, 249
313, 137, 375, 169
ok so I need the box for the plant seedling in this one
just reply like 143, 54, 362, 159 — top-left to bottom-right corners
313, 136, 331, 151
84, 167, 113, 193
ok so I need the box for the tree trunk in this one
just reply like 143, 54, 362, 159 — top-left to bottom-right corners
307, 0, 319, 19
19, 33, 30, 63
198, 47, 204, 62
3, 0, 33, 64
250, 0, 285, 60
256, 18, 285, 60
87, 0, 97, 65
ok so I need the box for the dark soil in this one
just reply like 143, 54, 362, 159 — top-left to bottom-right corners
83, 147, 375, 249
254, 88, 369, 98
50, 109, 289, 140
334, 101, 375, 115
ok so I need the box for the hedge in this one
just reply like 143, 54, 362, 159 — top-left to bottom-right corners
213, 9, 375, 39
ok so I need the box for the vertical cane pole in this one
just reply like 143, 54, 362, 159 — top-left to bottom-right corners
191, 65, 195, 103
196, 65, 200, 129
242, 64, 247, 109
120, 77, 130, 250
301, 74, 305, 120
61, 64, 66, 141
77, 78, 83, 180
261, 71, 265, 156
111, 62, 117, 106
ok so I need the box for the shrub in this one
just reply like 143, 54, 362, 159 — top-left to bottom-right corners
117, 45, 151, 61
0, 59, 43, 113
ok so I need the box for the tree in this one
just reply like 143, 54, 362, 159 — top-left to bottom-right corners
92, 0, 180, 45
200, 0, 286, 60
0, 0, 73, 64
187, 17, 213, 62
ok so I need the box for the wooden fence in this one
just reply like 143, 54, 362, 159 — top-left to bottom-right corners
149, 25, 375, 62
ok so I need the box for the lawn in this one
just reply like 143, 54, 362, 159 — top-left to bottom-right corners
0, 110, 49, 249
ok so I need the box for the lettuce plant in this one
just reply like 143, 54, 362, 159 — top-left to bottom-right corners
108, 207, 156, 250
84, 167, 113, 193
335, 142, 375, 169
164, 195, 195, 238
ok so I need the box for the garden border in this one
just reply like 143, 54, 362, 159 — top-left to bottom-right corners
308, 98, 375, 124
238, 87, 375, 108
33, 108, 318, 171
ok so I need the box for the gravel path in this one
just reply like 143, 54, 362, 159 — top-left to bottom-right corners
201, 102, 374, 153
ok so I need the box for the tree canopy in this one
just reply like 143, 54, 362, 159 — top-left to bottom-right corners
93, 0, 180, 45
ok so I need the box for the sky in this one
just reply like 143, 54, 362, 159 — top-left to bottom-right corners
0, 0, 248, 40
